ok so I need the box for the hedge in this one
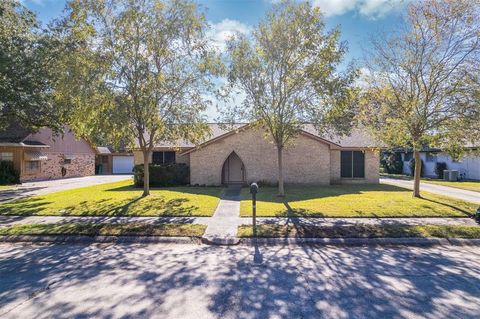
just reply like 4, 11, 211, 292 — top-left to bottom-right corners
133, 163, 189, 187
380, 151, 403, 174
0, 161, 20, 185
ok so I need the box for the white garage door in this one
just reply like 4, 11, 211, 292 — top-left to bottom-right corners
112, 156, 134, 174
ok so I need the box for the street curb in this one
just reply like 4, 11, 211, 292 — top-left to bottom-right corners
201, 236, 240, 245
2, 235, 480, 247
446, 238, 480, 246
239, 237, 480, 246
0, 235, 202, 245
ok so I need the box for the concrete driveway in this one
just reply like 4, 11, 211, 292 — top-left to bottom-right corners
1, 243, 480, 318
381, 178, 480, 204
0, 175, 132, 203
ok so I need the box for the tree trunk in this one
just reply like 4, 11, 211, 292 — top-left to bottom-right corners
142, 149, 151, 197
277, 146, 285, 197
413, 150, 421, 198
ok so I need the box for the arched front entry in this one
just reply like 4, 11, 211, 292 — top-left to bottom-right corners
221, 152, 246, 185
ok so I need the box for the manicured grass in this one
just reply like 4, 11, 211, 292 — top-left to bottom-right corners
237, 224, 480, 238
0, 185, 16, 190
422, 180, 480, 193
0, 222, 206, 237
0, 180, 222, 217
240, 184, 477, 217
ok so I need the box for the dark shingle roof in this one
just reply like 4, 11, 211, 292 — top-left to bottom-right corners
301, 124, 379, 148
148, 123, 380, 149
137, 123, 247, 149
96, 146, 112, 154
0, 122, 33, 143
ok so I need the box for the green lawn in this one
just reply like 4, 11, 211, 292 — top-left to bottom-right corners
240, 184, 477, 217
0, 185, 16, 190
0, 222, 206, 237
238, 224, 480, 238
0, 180, 222, 216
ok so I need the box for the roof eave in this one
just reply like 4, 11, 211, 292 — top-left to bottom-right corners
0, 142, 50, 148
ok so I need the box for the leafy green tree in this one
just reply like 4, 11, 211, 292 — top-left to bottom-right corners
0, 0, 66, 132
360, 0, 480, 197
221, 0, 357, 196
62, 0, 221, 196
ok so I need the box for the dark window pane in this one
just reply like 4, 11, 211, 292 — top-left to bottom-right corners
152, 152, 163, 164
164, 151, 176, 164
353, 151, 365, 178
341, 151, 353, 178
404, 152, 412, 162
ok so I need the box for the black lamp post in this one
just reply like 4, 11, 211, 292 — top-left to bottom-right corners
250, 182, 259, 235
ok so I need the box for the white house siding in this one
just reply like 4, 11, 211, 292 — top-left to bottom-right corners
401, 152, 480, 180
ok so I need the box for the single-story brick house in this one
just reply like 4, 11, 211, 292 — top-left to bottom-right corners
133, 124, 380, 186
0, 123, 96, 182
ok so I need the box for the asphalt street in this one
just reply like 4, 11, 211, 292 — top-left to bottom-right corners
1, 242, 480, 318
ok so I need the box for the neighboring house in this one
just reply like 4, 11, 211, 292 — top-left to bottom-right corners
133, 124, 380, 186
95, 146, 134, 174
398, 146, 480, 180
0, 123, 96, 182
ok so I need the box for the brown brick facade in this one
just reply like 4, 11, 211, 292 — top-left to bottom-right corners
189, 127, 333, 185
21, 153, 95, 182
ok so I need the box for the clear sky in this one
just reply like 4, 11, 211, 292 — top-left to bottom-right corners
23, 0, 408, 118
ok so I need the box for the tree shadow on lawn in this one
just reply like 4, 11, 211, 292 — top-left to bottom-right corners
246, 184, 475, 218
0, 195, 202, 217
0, 185, 223, 217
2, 242, 480, 317
105, 184, 222, 196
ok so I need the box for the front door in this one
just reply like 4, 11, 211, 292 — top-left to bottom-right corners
222, 152, 245, 184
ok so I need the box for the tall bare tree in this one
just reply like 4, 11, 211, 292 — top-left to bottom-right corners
222, 0, 357, 196
61, 0, 221, 196
360, 0, 480, 197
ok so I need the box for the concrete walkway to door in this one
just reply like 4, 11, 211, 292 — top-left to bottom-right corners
202, 185, 242, 245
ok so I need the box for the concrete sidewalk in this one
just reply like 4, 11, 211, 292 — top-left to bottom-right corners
2, 215, 477, 228
381, 177, 480, 204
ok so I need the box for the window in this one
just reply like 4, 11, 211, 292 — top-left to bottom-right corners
341, 151, 365, 178
64, 159, 72, 164
426, 152, 437, 162
25, 161, 40, 174
404, 152, 413, 162
0, 152, 13, 162
152, 151, 176, 164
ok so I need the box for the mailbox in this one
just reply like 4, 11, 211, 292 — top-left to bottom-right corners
250, 182, 259, 194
